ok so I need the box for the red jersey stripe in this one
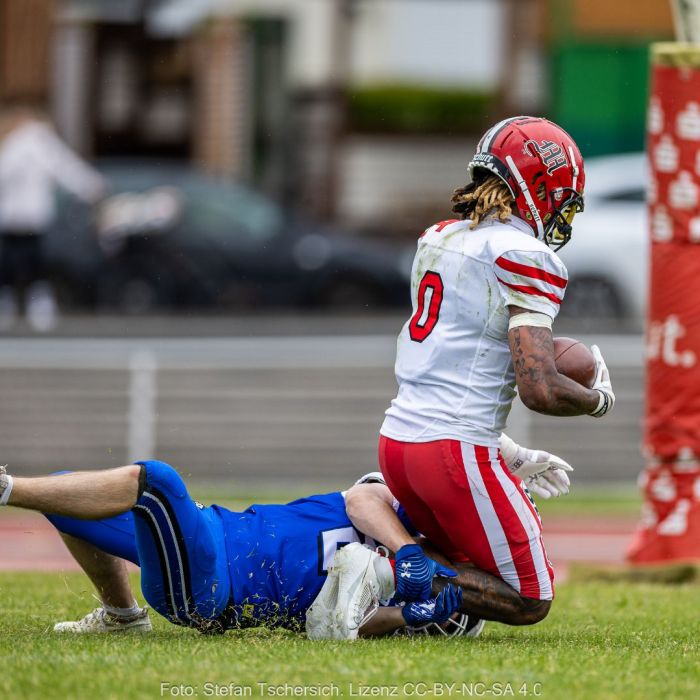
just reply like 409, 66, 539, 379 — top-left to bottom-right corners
473, 445, 540, 599
496, 277, 562, 305
496, 256, 568, 288
434, 219, 460, 233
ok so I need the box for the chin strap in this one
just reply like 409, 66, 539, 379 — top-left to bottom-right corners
505, 154, 545, 241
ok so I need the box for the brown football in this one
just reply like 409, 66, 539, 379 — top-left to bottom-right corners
553, 336, 596, 388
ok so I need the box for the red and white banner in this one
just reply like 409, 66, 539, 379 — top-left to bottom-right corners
628, 47, 700, 564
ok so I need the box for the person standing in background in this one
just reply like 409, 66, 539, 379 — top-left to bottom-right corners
0, 103, 107, 331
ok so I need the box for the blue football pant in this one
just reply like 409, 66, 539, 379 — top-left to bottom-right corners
45, 460, 231, 629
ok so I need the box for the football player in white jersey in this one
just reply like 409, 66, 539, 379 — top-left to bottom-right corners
377, 116, 615, 624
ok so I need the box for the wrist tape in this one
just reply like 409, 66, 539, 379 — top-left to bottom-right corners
590, 390, 610, 417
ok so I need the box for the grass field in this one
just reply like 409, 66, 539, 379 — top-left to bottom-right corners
2, 572, 698, 700
2, 487, 694, 699
0, 480, 643, 524
184, 484, 643, 520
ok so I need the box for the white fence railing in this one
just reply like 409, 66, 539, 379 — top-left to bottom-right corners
0, 335, 644, 485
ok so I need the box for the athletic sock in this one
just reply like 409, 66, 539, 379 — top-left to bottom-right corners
104, 601, 142, 620
0, 473, 13, 506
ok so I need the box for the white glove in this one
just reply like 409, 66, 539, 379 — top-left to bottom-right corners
498, 433, 573, 499
589, 344, 615, 418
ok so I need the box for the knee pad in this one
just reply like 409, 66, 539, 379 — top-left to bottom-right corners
137, 464, 147, 499
135, 460, 188, 501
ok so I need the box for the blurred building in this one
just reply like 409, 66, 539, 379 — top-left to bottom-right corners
0, 0, 55, 106
0, 0, 677, 237
546, 0, 675, 156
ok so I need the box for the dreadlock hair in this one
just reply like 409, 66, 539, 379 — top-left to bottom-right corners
451, 173, 514, 229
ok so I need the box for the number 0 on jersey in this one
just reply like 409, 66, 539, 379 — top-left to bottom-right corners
409, 271, 444, 342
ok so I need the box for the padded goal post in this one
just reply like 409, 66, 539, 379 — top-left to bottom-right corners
627, 43, 700, 564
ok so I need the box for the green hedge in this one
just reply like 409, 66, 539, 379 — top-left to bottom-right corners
346, 85, 494, 135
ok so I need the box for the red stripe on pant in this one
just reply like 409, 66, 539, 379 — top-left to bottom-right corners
499, 453, 542, 527
473, 445, 541, 599
378, 435, 554, 600
497, 452, 555, 590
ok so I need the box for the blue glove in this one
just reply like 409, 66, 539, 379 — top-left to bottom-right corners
401, 584, 463, 627
394, 543, 457, 602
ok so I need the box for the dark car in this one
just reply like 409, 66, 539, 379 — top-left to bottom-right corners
47, 161, 412, 313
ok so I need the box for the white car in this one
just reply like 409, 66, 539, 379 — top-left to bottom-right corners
558, 153, 648, 327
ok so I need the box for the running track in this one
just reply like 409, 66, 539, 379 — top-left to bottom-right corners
0, 511, 636, 581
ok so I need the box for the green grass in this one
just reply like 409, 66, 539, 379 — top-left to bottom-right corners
0, 481, 641, 523
2, 573, 698, 700
183, 484, 643, 520
536, 486, 641, 518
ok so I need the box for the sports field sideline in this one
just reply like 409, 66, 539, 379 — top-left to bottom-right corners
0, 508, 634, 579
1, 487, 638, 576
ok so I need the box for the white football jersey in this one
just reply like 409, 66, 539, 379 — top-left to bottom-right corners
381, 215, 568, 447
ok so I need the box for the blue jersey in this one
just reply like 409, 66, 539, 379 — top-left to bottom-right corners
45, 466, 416, 631
212, 491, 410, 628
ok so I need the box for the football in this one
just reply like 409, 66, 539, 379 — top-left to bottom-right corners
553, 336, 596, 388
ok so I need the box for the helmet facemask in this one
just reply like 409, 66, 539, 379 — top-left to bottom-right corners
543, 187, 584, 251
397, 612, 484, 638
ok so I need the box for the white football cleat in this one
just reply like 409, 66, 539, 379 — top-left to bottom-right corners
53, 607, 152, 634
305, 565, 340, 640
306, 543, 395, 640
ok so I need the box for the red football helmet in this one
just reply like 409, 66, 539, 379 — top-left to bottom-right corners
467, 116, 585, 250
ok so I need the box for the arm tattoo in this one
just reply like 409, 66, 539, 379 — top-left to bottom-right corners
420, 539, 549, 626
511, 326, 552, 385
509, 326, 599, 416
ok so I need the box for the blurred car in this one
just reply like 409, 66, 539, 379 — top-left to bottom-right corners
47, 161, 412, 313
558, 153, 647, 325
